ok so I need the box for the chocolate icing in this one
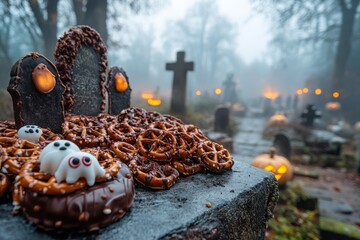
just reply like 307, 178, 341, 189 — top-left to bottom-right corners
7, 52, 65, 133
21, 163, 135, 232
108, 66, 131, 115
54, 25, 108, 115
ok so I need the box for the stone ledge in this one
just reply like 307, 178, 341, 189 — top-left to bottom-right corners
0, 161, 278, 240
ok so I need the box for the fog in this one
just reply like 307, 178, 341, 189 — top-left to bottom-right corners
1, 0, 359, 122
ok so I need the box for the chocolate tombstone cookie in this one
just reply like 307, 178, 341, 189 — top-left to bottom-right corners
108, 66, 131, 115
8, 52, 65, 133
54, 25, 107, 116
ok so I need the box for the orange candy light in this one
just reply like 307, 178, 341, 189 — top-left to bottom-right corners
147, 99, 161, 106
114, 73, 128, 93
215, 88, 222, 95
315, 88, 322, 95
332, 91, 340, 99
141, 93, 154, 99
32, 63, 56, 94
263, 89, 279, 100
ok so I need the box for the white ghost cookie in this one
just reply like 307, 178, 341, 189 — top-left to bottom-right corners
55, 151, 105, 186
18, 125, 43, 143
40, 140, 80, 174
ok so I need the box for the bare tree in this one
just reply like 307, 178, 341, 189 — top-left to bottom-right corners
253, 0, 360, 91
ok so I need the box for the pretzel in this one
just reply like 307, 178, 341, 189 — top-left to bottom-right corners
172, 128, 197, 159
11, 183, 24, 214
129, 156, 179, 189
118, 107, 148, 123
147, 111, 164, 123
1, 139, 41, 174
149, 121, 177, 132
172, 155, 204, 176
19, 157, 120, 195
97, 113, 118, 127
183, 124, 208, 142
111, 142, 138, 163
106, 122, 138, 144
137, 129, 177, 161
197, 140, 234, 172
38, 128, 62, 144
62, 115, 108, 148
162, 114, 184, 127
0, 172, 10, 197
0, 121, 17, 138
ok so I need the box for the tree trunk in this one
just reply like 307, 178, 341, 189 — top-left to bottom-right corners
84, 0, 108, 44
332, 0, 359, 91
28, 0, 59, 59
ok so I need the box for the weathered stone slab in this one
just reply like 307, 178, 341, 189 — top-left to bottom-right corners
54, 25, 108, 116
7, 52, 64, 133
0, 160, 278, 240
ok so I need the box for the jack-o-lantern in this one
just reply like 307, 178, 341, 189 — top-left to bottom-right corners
325, 102, 341, 111
268, 113, 289, 128
114, 72, 129, 92
251, 148, 293, 185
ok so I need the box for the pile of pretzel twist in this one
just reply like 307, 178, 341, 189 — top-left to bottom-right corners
0, 107, 234, 206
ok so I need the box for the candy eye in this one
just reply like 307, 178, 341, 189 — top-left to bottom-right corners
82, 156, 92, 166
54, 142, 60, 147
65, 142, 70, 147
68, 157, 80, 168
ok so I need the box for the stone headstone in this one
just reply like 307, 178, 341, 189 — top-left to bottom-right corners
273, 133, 291, 159
166, 51, 194, 114
214, 107, 229, 132
54, 25, 108, 116
301, 104, 321, 127
7, 52, 64, 133
107, 66, 131, 115
222, 73, 238, 104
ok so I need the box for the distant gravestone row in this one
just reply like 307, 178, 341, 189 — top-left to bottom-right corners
8, 25, 131, 133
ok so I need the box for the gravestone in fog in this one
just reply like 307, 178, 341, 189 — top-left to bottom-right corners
54, 25, 108, 116
108, 66, 131, 114
223, 73, 238, 104
214, 106, 230, 132
166, 51, 194, 114
301, 104, 322, 127
8, 53, 64, 133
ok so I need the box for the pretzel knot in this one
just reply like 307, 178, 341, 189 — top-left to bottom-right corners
107, 122, 137, 144
62, 115, 108, 148
172, 155, 204, 176
111, 142, 138, 163
0, 172, 10, 197
97, 113, 118, 127
19, 158, 121, 195
197, 140, 234, 172
137, 129, 177, 162
0, 138, 41, 175
129, 156, 179, 190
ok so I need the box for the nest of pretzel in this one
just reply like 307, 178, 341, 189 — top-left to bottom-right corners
0, 107, 234, 208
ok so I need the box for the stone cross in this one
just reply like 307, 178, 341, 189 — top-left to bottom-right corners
54, 25, 108, 116
8, 53, 64, 133
166, 51, 194, 114
301, 104, 321, 127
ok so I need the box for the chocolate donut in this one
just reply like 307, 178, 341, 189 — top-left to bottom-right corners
20, 163, 135, 232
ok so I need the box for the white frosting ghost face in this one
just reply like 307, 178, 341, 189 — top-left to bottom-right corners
18, 125, 43, 143
40, 140, 80, 174
55, 151, 105, 186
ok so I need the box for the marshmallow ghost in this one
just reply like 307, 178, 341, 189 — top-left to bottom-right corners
40, 140, 80, 174
55, 151, 105, 186
18, 125, 43, 143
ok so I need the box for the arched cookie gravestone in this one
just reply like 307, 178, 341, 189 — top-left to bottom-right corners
108, 66, 131, 115
54, 25, 108, 116
7, 52, 65, 133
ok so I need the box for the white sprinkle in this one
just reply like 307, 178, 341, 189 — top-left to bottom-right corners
103, 208, 111, 215
43, 188, 48, 194
33, 192, 38, 197
15, 175, 20, 181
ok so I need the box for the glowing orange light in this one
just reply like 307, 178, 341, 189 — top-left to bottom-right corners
325, 102, 341, 111
141, 93, 154, 99
315, 88, 322, 95
215, 88, 222, 95
303, 87, 309, 93
263, 89, 279, 100
32, 63, 56, 94
296, 89, 303, 95
195, 90, 201, 96
332, 91, 340, 99
114, 73, 128, 92
147, 99, 161, 106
